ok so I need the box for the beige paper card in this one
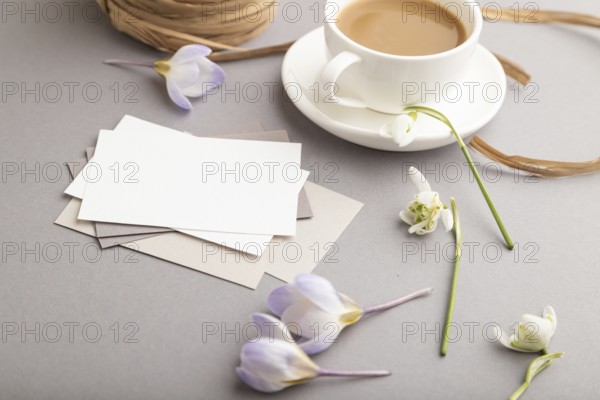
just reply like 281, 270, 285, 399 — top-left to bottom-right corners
263, 182, 363, 282
54, 198, 265, 289
55, 198, 96, 237
124, 233, 265, 289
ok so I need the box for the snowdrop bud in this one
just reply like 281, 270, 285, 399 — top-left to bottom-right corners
379, 112, 418, 147
494, 306, 557, 352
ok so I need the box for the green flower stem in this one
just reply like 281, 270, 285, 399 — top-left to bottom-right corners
441, 198, 461, 356
508, 352, 564, 400
403, 106, 514, 250
508, 382, 530, 400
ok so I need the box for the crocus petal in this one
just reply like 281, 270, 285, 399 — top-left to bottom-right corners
408, 166, 432, 193
181, 58, 225, 97
241, 340, 317, 380
338, 293, 362, 313
166, 62, 200, 89
441, 208, 454, 232
294, 273, 346, 314
169, 44, 212, 65
399, 210, 416, 225
338, 293, 364, 325
267, 285, 302, 317
298, 335, 338, 355
250, 313, 292, 342
280, 300, 344, 339
166, 78, 192, 110
237, 367, 286, 393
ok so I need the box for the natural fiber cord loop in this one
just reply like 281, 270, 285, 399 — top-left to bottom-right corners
470, 8, 600, 177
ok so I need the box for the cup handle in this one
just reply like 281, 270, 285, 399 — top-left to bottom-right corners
320, 51, 367, 108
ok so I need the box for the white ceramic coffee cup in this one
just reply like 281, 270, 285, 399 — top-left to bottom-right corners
320, 0, 483, 114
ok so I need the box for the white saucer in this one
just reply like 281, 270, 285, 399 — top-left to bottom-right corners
281, 28, 506, 151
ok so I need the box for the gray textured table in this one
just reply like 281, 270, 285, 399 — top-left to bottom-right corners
1, 1, 600, 399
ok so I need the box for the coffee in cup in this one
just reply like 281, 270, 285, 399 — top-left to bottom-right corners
335, 0, 467, 56
321, 0, 482, 114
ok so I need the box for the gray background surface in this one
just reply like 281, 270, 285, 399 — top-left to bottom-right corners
1, 0, 600, 399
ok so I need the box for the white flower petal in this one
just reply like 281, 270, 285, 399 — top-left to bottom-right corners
521, 314, 552, 334
389, 115, 415, 147
408, 220, 428, 234
495, 308, 558, 353
298, 334, 338, 355
415, 191, 437, 205
338, 293, 362, 313
280, 301, 343, 340
236, 367, 287, 393
293, 273, 346, 314
167, 62, 200, 89
543, 306, 557, 334
509, 315, 553, 352
392, 114, 412, 132
492, 325, 512, 348
166, 78, 192, 110
240, 340, 317, 381
250, 313, 291, 342
267, 285, 301, 317
408, 166, 432, 193
429, 209, 443, 223
399, 210, 416, 225
181, 58, 225, 97
416, 224, 436, 235
441, 208, 454, 232
394, 131, 416, 147
169, 44, 212, 65
506, 333, 537, 352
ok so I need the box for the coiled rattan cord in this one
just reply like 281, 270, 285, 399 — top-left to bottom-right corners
97, 0, 276, 52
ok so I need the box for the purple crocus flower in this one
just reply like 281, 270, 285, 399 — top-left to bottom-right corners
267, 273, 433, 354
236, 313, 390, 393
104, 44, 225, 111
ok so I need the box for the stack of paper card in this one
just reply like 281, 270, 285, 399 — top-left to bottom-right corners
56, 116, 363, 289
